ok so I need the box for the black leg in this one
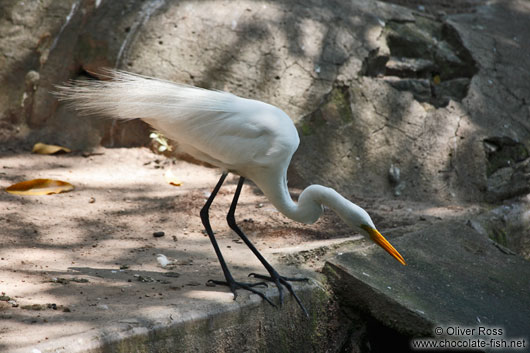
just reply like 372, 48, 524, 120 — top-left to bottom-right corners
200, 173, 274, 306
226, 177, 309, 317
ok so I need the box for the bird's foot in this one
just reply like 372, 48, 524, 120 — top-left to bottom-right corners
249, 271, 309, 317
206, 279, 276, 307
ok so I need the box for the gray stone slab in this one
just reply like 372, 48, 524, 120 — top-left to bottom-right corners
324, 221, 530, 351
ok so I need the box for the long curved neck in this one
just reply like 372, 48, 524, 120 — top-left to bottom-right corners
250, 170, 357, 225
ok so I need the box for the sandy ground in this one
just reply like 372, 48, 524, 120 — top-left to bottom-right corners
0, 146, 476, 351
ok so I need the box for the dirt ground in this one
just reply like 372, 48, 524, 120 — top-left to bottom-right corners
0, 146, 480, 350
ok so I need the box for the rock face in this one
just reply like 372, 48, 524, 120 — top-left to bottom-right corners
0, 0, 77, 138
469, 195, 530, 260
1, 0, 528, 204
483, 137, 530, 201
293, 0, 530, 203
363, 15, 477, 108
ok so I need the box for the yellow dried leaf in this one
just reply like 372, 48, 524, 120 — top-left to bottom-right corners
6, 179, 74, 195
32, 142, 71, 155
433, 75, 441, 85
164, 170, 182, 187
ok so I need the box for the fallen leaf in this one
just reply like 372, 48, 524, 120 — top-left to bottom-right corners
32, 142, 71, 154
164, 170, 182, 186
6, 179, 74, 195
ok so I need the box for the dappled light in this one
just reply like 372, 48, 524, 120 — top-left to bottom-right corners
1, 0, 529, 351
0, 146, 348, 351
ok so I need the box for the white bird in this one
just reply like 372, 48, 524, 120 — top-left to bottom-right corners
56, 69, 406, 316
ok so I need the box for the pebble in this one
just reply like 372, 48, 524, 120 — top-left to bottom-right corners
156, 254, 170, 267
153, 231, 165, 238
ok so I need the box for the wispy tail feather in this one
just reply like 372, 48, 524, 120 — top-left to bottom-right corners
54, 69, 242, 121
54, 69, 287, 169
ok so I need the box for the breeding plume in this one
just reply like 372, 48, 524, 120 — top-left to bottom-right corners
57, 69, 406, 315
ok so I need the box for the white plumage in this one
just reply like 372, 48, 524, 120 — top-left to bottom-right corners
58, 71, 298, 202
56, 69, 405, 314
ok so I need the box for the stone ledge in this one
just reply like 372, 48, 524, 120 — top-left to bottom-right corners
324, 221, 530, 352
8, 281, 347, 353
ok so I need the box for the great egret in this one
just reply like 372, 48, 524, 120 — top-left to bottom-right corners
56, 69, 406, 315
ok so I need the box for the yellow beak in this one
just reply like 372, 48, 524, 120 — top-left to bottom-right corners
361, 225, 406, 265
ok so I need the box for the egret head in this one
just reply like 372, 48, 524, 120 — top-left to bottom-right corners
345, 203, 406, 266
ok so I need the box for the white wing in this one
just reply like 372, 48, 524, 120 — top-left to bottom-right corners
56, 70, 299, 173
